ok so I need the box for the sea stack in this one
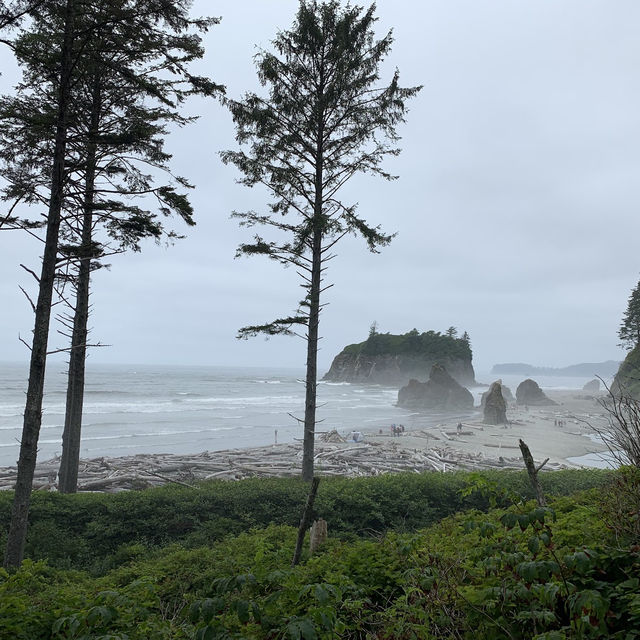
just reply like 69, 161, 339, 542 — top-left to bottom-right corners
397, 363, 474, 410
582, 379, 600, 392
483, 381, 507, 425
480, 379, 513, 406
323, 329, 475, 386
515, 379, 557, 406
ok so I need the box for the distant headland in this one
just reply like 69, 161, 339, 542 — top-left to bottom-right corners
491, 361, 620, 378
323, 328, 475, 386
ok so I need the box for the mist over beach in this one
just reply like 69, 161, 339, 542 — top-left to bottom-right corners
0, 359, 613, 470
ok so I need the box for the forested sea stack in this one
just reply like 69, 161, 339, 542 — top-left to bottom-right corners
323, 328, 475, 386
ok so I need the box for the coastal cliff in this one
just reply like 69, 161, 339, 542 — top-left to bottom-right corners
612, 344, 640, 397
323, 329, 475, 386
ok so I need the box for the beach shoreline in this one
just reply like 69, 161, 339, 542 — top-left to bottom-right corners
367, 388, 611, 468
0, 389, 613, 492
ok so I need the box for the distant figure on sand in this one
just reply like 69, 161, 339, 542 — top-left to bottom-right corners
457, 422, 462, 434
390, 423, 403, 437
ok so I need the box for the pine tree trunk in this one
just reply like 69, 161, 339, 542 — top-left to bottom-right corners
291, 476, 320, 566
302, 111, 324, 482
58, 74, 100, 494
302, 226, 322, 482
3, 0, 76, 570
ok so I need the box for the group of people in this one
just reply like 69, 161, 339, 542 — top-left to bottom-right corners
390, 423, 405, 437
554, 419, 568, 427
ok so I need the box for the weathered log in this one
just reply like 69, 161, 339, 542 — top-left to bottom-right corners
518, 439, 548, 507
310, 519, 328, 554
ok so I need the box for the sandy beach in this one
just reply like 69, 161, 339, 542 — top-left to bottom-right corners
365, 389, 612, 469
0, 388, 613, 492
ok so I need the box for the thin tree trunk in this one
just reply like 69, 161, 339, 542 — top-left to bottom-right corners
3, 0, 76, 569
291, 476, 320, 567
58, 74, 101, 494
302, 226, 322, 482
301, 111, 324, 482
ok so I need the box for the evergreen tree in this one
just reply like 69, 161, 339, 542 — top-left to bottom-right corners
2, 0, 77, 571
446, 326, 458, 338
2, 0, 219, 568
222, 0, 420, 480
0, 1, 46, 31
619, 279, 640, 350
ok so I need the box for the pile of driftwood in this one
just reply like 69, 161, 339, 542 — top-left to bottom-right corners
0, 436, 557, 493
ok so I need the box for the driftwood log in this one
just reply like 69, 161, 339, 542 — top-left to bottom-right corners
519, 439, 549, 507
310, 518, 328, 555
0, 437, 565, 494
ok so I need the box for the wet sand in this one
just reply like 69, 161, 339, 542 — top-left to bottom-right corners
364, 389, 611, 468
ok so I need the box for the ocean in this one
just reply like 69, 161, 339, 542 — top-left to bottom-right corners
0, 361, 474, 468
0, 362, 607, 468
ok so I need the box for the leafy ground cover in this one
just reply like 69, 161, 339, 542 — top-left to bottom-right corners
2, 468, 637, 639
0, 469, 608, 573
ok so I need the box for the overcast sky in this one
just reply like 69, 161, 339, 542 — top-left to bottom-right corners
1, 0, 639, 375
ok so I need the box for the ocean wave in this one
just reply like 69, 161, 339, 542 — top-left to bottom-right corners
0, 412, 23, 420
0, 424, 246, 450
78, 425, 240, 442
0, 423, 61, 432
85, 389, 137, 397
1, 394, 303, 417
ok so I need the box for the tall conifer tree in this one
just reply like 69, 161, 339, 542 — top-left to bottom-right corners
2, 0, 220, 567
222, 1, 420, 480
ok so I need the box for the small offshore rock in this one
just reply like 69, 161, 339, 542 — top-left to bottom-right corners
515, 379, 557, 406
582, 379, 600, 392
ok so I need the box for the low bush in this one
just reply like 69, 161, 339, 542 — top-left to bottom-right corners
0, 479, 636, 640
0, 468, 610, 573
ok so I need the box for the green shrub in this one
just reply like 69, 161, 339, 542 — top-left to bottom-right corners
598, 465, 640, 546
0, 485, 635, 640
0, 469, 611, 574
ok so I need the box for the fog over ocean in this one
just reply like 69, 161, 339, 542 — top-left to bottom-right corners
0, 362, 605, 468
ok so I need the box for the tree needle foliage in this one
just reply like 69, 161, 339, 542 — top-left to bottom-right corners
222, 0, 421, 480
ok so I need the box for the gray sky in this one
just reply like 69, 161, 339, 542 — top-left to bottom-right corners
1, 0, 639, 374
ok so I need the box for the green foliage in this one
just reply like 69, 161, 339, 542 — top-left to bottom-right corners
612, 344, 640, 398
598, 465, 640, 546
222, 0, 419, 341
377, 494, 639, 638
619, 278, 640, 350
0, 477, 637, 640
343, 328, 473, 362
0, 469, 610, 573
